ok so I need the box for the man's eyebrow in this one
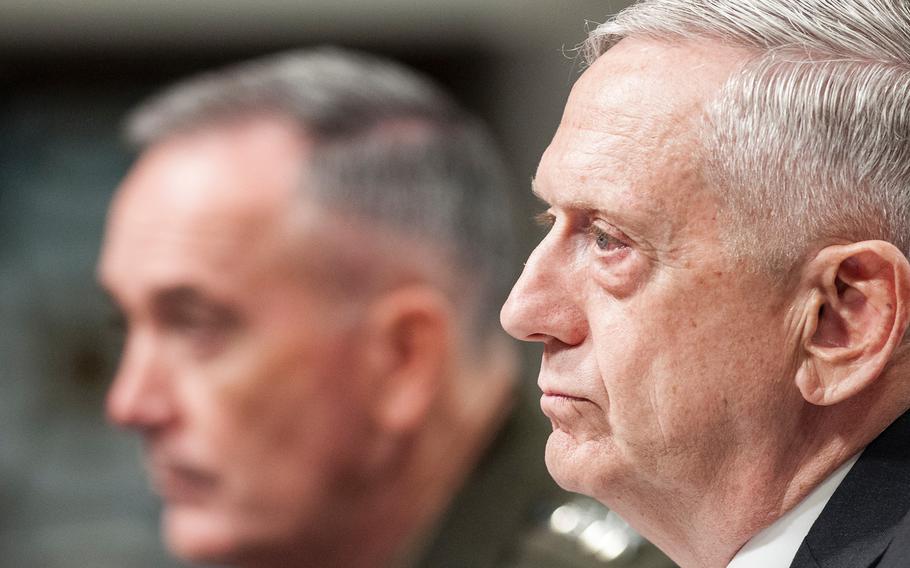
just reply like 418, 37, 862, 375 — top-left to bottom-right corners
154, 285, 205, 304
531, 177, 606, 214
152, 285, 226, 311
151, 285, 241, 323
529, 178, 656, 250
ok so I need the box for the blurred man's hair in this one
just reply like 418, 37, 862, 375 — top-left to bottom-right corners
585, 0, 910, 274
127, 47, 516, 341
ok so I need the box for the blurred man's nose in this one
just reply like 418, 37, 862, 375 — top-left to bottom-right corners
500, 236, 587, 347
106, 330, 176, 432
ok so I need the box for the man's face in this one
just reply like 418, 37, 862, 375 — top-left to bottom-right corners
501, 39, 803, 507
99, 118, 376, 564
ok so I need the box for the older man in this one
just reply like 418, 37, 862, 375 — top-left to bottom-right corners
97, 49, 642, 568
501, 1, 910, 567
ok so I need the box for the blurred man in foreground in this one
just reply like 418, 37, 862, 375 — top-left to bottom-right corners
97, 48, 663, 567
501, 1, 910, 567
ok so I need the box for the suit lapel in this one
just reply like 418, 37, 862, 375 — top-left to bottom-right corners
790, 411, 910, 568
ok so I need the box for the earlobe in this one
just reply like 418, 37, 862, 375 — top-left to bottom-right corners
795, 242, 910, 406
795, 289, 830, 405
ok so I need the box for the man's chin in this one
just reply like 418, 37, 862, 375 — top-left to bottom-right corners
544, 429, 617, 497
162, 504, 243, 565
544, 430, 585, 491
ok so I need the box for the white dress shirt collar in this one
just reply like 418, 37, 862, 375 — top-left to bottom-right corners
727, 453, 860, 568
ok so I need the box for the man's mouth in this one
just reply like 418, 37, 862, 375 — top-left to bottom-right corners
540, 389, 593, 411
541, 390, 590, 402
539, 384, 595, 424
148, 460, 217, 504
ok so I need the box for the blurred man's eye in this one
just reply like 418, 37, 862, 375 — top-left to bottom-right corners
152, 287, 241, 357
164, 307, 238, 353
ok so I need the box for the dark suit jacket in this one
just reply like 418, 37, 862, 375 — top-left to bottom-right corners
790, 411, 910, 568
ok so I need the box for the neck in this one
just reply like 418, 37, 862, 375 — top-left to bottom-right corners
261, 373, 513, 568
388, 383, 514, 568
610, 396, 903, 568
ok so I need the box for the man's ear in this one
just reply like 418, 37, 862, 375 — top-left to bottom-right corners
796, 241, 910, 405
362, 285, 453, 435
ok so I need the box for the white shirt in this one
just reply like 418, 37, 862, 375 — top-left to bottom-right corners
727, 453, 860, 568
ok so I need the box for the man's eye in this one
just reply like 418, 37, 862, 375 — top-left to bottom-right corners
169, 316, 235, 359
588, 223, 628, 252
163, 308, 239, 353
170, 313, 233, 339
174, 316, 219, 334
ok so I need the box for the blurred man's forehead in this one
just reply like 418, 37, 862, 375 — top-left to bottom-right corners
127, 117, 308, 208
98, 118, 322, 302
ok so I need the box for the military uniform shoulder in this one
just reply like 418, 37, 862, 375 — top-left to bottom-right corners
502, 495, 678, 568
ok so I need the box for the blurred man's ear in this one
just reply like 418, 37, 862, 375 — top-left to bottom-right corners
796, 241, 910, 405
362, 285, 453, 434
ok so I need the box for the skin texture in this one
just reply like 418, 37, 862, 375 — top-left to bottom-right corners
501, 37, 910, 567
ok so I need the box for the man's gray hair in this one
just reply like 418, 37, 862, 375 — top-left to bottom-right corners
584, 0, 910, 273
126, 47, 515, 338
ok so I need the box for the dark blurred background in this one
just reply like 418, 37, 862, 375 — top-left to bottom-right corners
0, 1, 632, 565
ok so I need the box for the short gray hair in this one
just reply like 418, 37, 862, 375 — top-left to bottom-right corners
127, 47, 516, 338
584, 0, 910, 273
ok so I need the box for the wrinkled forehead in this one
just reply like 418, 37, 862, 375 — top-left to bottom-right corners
537, 38, 748, 240
559, 37, 747, 163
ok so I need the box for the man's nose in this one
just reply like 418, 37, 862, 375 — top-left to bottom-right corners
500, 236, 587, 346
106, 330, 176, 432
